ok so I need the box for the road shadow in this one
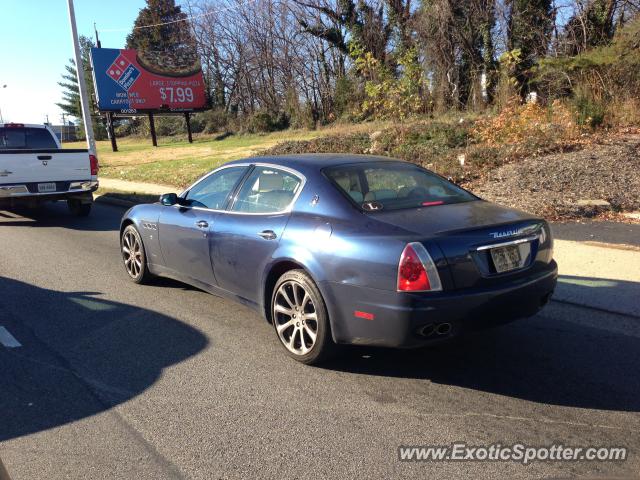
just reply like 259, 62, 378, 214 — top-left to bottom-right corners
0, 276, 208, 442
0, 201, 123, 232
323, 275, 640, 412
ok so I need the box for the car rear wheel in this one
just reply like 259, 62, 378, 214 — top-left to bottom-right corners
121, 225, 152, 284
272, 269, 335, 365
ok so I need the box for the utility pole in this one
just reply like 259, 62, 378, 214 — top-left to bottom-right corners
0, 84, 6, 124
67, 0, 96, 155
61, 113, 67, 142
94, 22, 101, 48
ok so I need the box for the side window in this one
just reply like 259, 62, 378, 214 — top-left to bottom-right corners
184, 167, 245, 209
231, 167, 302, 213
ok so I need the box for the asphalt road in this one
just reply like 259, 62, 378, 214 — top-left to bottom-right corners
1, 203, 639, 479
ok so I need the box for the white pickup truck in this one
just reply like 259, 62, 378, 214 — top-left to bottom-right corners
0, 123, 98, 216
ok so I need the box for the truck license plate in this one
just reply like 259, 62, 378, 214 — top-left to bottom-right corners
37, 182, 57, 193
490, 244, 522, 273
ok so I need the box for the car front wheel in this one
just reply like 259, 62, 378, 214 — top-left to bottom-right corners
272, 269, 335, 365
121, 225, 152, 284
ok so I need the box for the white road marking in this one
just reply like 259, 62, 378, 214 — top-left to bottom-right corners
0, 326, 21, 348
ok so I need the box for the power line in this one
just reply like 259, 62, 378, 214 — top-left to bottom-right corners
99, 0, 260, 33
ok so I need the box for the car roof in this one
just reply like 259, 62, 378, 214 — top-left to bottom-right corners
226, 154, 409, 172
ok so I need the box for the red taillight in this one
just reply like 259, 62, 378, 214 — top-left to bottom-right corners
354, 310, 375, 321
4, 123, 24, 128
397, 243, 443, 292
89, 154, 99, 176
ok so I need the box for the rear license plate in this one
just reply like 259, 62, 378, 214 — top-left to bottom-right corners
37, 182, 56, 193
490, 244, 522, 273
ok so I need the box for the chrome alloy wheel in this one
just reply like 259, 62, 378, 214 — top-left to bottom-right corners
273, 280, 318, 355
122, 230, 143, 279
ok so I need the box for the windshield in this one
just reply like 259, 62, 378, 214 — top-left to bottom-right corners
325, 162, 477, 211
0, 127, 58, 150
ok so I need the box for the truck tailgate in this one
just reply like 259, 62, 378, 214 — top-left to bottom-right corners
0, 149, 91, 184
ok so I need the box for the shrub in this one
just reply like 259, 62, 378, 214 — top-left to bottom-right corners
572, 91, 607, 128
473, 98, 581, 154
197, 108, 230, 134
245, 111, 289, 133
333, 75, 359, 120
154, 116, 186, 136
114, 121, 134, 137
188, 114, 206, 134
351, 43, 431, 120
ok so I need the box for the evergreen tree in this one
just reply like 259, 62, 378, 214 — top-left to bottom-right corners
126, 0, 197, 71
56, 36, 106, 139
56, 36, 96, 119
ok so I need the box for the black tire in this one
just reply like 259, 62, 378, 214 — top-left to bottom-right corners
120, 225, 152, 284
271, 269, 336, 365
68, 199, 92, 217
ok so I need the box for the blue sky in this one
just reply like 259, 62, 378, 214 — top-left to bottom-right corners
0, 0, 150, 124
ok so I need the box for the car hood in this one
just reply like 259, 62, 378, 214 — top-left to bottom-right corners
369, 200, 538, 237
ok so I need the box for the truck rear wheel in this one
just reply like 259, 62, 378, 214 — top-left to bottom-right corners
68, 199, 92, 217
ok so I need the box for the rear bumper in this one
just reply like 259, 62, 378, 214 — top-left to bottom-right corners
0, 181, 98, 202
322, 261, 558, 348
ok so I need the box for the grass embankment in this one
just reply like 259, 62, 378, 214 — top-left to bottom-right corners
64, 122, 387, 188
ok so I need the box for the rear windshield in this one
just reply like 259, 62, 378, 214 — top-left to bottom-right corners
325, 162, 476, 211
0, 127, 58, 150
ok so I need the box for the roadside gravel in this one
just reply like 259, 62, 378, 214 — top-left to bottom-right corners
469, 135, 640, 219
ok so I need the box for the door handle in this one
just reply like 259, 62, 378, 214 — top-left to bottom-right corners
258, 230, 277, 240
37, 155, 52, 160
196, 220, 209, 229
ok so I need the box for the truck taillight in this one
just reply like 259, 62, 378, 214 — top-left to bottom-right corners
397, 243, 442, 292
90, 154, 99, 176
4, 123, 24, 128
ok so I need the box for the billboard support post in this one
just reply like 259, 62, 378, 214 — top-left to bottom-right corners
66, 0, 96, 156
149, 113, 158, 147
185, 113, 193, 144
106, 112, 118, 152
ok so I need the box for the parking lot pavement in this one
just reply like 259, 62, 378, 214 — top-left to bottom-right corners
1, 204, 639, 479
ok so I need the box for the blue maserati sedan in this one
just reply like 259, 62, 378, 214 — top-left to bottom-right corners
120, 154, 557, 364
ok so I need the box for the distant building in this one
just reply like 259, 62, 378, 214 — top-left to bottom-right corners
49, 124, 79, 143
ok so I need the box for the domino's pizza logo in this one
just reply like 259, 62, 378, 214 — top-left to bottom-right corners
106, 54, 140, 91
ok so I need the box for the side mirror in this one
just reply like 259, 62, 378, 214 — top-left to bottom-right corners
160, 193, 179, 206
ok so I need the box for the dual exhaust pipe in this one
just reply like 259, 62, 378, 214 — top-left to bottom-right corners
417, 322, 452, 338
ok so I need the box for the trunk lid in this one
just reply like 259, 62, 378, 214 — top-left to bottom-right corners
371, 200, 551, 290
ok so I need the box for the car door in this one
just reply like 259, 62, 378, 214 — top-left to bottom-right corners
158, 166, 248, 287
210, 165, 305, 302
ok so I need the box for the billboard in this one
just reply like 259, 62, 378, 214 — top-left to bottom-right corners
90, 48, 208, 113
